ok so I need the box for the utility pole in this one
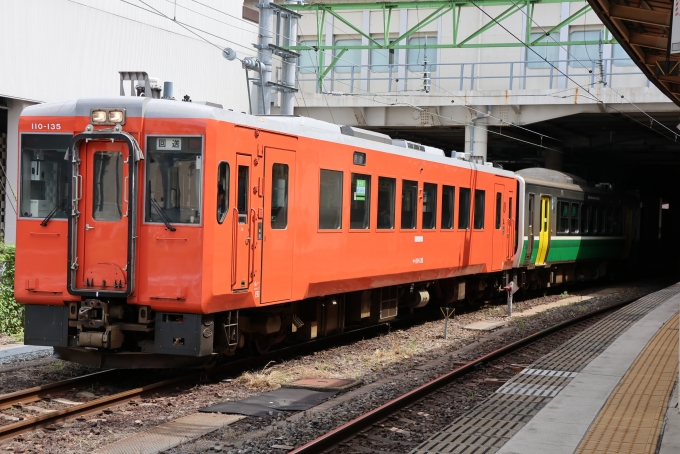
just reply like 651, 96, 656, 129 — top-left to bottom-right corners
280, 1, 301, 115
254, 0, 274, 115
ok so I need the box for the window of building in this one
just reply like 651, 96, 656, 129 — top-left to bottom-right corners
350, 173, 371, 229
526, 32, 559, 69
319, 169, 343, 229
371, 42, 398, 72
298, 40, 318, 74
612, 44, 636, 67
570, 202, 579, 234
377, 177, 396, 229
458, 188, 471, 229
271, 164, 288, 229
441, 185, 454, 229
569, 30, 601, 68
581, 204, 590, 234
217, 162, 229, 224
495, 192, 502, 229
474, 190, 485, 229
558, 201, 569, 233
145, 136, 203, 225
407, 37, 437, 72
422, 183, 437, 229
334, 39, 362, 73
401, 180, 418, 229
19, 134, 72, 220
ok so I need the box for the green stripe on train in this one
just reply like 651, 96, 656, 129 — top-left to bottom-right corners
520, 237, 625, 265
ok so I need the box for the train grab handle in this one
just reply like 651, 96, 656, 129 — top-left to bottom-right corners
231, 207, 239, 287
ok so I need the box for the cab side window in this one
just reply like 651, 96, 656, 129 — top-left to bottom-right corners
217, 162, 229, 224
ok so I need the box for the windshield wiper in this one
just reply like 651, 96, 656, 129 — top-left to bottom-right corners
150, 198, 176, 231
41, 199, 68, 227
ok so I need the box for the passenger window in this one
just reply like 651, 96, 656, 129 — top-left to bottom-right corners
605, 207, 613, 234
441, 185, 454, 229
319, 169, 343, 229
350, 174, 371, 229
92, 152, 123, 221
570, 203, 579, 234
422, 183, 437, 229
581, 204, 589, 234
495, 192, 502, 229
377, 177, 396, 230
613, 207, 622, 235
528, 195, 534, 232
401, 180, 418, 229
594, 207, 601, 234
558, 201, 569, 233
473, 190, 485, 230
217, 162, 229, 224
271, 164, 289, 229
509, 197, 513, 220
237, 165, 249, 224
458, 188, 471, 229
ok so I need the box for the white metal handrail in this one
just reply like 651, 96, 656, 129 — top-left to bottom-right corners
293, 58, 647, 93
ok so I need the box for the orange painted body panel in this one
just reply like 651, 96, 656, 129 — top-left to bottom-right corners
15, 113, 517, 315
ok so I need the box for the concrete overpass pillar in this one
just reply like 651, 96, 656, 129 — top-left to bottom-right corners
465, 117, 488, 163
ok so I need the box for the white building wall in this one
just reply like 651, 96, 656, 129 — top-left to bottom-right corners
0, 0, 256, 243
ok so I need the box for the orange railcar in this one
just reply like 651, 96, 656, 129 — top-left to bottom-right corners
15, 97, 521, 368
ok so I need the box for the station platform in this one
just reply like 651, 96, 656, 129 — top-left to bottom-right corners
412, 283, 680, 454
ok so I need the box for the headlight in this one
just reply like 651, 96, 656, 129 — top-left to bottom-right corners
108, 110, 124, 123
91, 110, 107, 123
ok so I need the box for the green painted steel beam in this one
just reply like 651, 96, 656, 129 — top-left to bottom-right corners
389, 5, 452, 47
531, 5, 591, 45
285, 1, 577, 11
457, 5, 519, 47
288, 40, 617, 51
322, 6, 383, 47
319, 48, 347, 79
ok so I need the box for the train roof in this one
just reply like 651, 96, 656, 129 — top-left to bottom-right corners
21, 97, 518, 180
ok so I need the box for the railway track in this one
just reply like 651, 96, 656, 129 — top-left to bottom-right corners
289, 293, 644, 453
0, 283, 648, 446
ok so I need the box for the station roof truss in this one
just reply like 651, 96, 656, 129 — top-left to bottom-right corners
285, 1, 616, 89
586, 0, 680, 106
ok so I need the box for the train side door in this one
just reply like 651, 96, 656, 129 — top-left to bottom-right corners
261, 147, 296, 304
79, 141, 129, 291
525, 194, 535, 262
232, 154, 257, 291
492, 184, 506, 270
507, 188, 515, 260
535, 196, 551, 265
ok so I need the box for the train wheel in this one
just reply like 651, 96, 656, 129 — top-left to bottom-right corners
253, 333, 275, 355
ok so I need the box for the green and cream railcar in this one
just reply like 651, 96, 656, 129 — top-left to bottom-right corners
515, 168, 638, 289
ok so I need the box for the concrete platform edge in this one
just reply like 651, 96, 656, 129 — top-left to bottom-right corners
496, 292, 680, 454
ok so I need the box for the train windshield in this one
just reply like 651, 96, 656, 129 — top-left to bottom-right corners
145, 136, 203, 225
19, 134, 71, 220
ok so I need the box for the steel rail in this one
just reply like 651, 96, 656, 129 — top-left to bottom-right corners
0, 370, 116, 411
0, 372, 201, 443
290, 294, 643, 453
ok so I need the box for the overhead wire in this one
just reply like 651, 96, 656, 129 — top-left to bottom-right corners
129, 0, 576, 151
310, 4, 564, 143
503, 0, 680, 142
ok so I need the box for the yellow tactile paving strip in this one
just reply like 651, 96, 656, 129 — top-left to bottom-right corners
576, 313, 679, 454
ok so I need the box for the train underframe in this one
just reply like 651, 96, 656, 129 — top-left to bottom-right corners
27, 259, 622, 369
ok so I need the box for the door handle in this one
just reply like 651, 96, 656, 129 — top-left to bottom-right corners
85, 224, 95, 230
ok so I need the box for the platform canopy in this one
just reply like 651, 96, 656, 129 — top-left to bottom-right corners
587, 0, 680, 105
